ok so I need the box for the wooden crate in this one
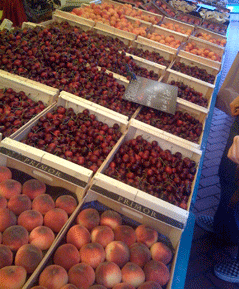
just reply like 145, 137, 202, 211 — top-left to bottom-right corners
159, 16, 195, 37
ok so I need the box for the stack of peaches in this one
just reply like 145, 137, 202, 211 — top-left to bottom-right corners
27, 207, 173, 289
0, 166, 78, 289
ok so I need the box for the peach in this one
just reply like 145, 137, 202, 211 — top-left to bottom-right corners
121, 262, 145, 287
18, 210, 44, 232
32, 194, 55, 215
76, 208, 100, 231
0, 208, 17, 232
129, 242, 151, 267
143, 260, 170, 286
60, 285, 78, 289
0, 244, 13, 268
39, 265, 68, 289
55, 195, 77, 215
15, 244, 43, 273
150, 242, 173, 265
89, 286, 107, 289
138, 281, 162, 289
0, 265, 27, 289
0, 166, 12, 182
100, 209, 122, 229
66, 224, 91, 249
135, 225, 158, 247
95, 261, 122, 288
53, 243, 80, 271
44, 208, 68, 233
8, 194, 31, 215
29, 225, 55, 250
22, 179, 46, 200
112, 283, 134, 289
68, 263, 95, 289
91, 226, 114, 248
0, 195, 7, 208
80, 242, 106, 269
0, 179, 22, 199
105, 241, 130, 268
2, 225, 29, 251
114, 225, 136, 247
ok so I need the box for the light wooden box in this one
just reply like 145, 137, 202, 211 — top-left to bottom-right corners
159, 16, 195, 37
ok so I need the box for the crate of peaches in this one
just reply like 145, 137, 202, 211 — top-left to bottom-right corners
159, 16, 194, 37
23, 186, 182, 289
0, 70, 59, 141
0, 147, 85, 289
201, 19, 227, 35
0, 92, 128, 192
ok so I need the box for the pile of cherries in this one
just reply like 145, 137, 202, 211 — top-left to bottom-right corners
21, 106, 122, 173
136, 107, 203, 143
104, 135, 197, 208
0, 88, 46, 139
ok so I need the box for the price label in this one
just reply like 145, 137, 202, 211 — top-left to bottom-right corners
123, 76, 178, 115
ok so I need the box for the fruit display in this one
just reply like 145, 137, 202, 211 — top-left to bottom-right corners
199, 8, 229, 24
154, 0, 177, 17
169, 0, 197, 13
176, 13, 201, 25
201, 20, 227, 34
160, 20, 193, 35
141, 2, 162, 14
171, 61, 216, 83
0, 165, 78, 287
194, 31, 227, 47
136, 107, 203, 143
146, 32, 182, 48
26, 206, 173, 288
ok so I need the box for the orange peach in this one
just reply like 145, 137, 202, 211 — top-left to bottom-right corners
135, 225, 158, 247
44, 208, 68, 233
15, 244, 43, 273
100, 210, 122, 229
143, 260, 170, 286
112, 283, 134, 289
29, 225, 55, 250
68, 263, 95, 289
0, 179, 22, 199
0, 195, 7, 208
60, 285, 78, 289
32, 194, 55, 215
0, 208, 17, 232
53, 243, 80, 271
8, 194, 31, 215
129, 242, 151, 267
76, 208, 100, 231
105, 241, 130, 268
0, 244, 13, 268
138, 281, 162, 289
39, 264, 68, 289
2, 225, 29, 251
91, 226, 114, 248
66, 224, 91, 249
18, 209, 44, 232
121, 262, 145, 287
0, 265, 27, 289
114, 225, 136, 247
22, 179, 46, 200
80, 242, 106, 269
55, 195, 77, 215
0, 166, 12, 182
95, 261, 122, 288
150, 242, 173, 265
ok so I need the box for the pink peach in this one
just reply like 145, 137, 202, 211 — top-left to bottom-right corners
29, 225, 55, 250
55, 195, 77, 215
0, 195, 7, 208
66, 224, 91, 249
114, 225, 136, 247
112, 283, 135, 289
0, 244, 13, 268
15, 244, 43, 274
0, 166, 12, 182
44, 208, 68, 233
68, 263, 95, 289
22, 179, 46, 200
129, 242, 151, 267
100, 210, 122, 229
105, 241, 130, 268
138, 281, 162, 289
91, 226, 114, 248
0, 179, 22, 199
76, 208, 100, 231
150, 242, 173, 265
143, 260, 170, 286
53, 243, 80, 271
95, 261, 122, 288
121, 262, 145, 287
8, 194, 31, 215
0, 265, 27, 289
18, 210, 44, 232
32, 194, 55, 215
80, 242, 106, 269
0, 208, 17, 232
2, 225, 29, 251
135, 225, 158, 248
39, 264, 68, 289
